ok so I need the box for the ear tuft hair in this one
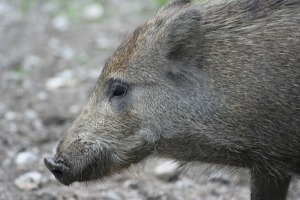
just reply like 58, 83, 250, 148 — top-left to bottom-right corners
161, 7, 203, 63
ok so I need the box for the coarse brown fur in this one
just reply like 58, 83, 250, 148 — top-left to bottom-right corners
45, 0, 300, 199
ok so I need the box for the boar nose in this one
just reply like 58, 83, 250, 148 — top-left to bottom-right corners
44, 157, 71, 185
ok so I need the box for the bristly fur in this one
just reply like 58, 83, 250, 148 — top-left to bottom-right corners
48, 0, 299, 199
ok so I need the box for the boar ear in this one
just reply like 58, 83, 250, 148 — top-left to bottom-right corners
161, 7, 202, 64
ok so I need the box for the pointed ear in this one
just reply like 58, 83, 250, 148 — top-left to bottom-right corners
161, 7, 203, 64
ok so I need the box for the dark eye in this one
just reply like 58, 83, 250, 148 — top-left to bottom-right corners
111, 82, 127, 97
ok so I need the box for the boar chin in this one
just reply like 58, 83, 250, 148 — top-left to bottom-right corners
45, 143, 143, 185
44, 152, 114, 185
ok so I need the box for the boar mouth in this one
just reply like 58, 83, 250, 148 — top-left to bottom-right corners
44, 155, 112, 185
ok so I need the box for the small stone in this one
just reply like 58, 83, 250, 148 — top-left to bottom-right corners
176, 177, 192, 189
24, 109, 38, 120
14, 171, 42, 190
37, 91, 48, 101
60, 46, 75, 60
4, 111, 17, 120
103, 191, 123, 200
22, 55, 42, 72
32, 120, 44, 131
48, 38, 75, 60
0, 2, 10, 16
69, 105, 81, 114
48, 38, 60, 50
2, 158, 11, 167
8, 122, 18, 133
46, 69, 75, 90
82, 3, 104, 21
123, 180, 139, 190
96, 37, 117, 50
43, 2, 59, 15
15, 151, 38, 166
52, 14, 70, 31
154, 160, 180, 181
35, 192, 56, 200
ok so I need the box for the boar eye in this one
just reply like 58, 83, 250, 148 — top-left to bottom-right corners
110, 81, 127, 98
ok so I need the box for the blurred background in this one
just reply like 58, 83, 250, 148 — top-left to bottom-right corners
0, 0, 298, 199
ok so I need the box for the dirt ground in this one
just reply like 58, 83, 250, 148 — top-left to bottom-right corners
0, 0, 299, 199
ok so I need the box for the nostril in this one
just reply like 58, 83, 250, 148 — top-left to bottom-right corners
44, 157, 69, 179
44, 157, 71, 185
53, 169, 63, 178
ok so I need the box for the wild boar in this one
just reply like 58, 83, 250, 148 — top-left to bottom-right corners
45, 0, 300, 199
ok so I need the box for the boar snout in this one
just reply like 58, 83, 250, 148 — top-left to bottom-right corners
44, 157, 72, 186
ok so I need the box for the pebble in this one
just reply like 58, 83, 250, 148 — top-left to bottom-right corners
45, 69, 76, 90
43, 2, 59, 15
14, 171, 42, 190
2, 158, 11, 168
176, 177, 193, 189
8, 122, 18, 133
60, 46, 75, 60
123, 180, 139, 190
52, 14, 70, 31
96, 36, 117, 50
34, 192, 56, 200
48, 38, 75, 60
15, 151, 38, 166
154, 160, 180, 181
22, 55, 42, 72
24, 109, 38, 120
4, 111, 17, 121
0, 102, 5, 112
82, 3, 104, 21
69, 105, 81, 114
0, 2, 10, 16
102, 191, 123, 200
37, 91, 48, 101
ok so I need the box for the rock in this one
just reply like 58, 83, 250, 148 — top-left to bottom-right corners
96, 36, 117, 50
8, 122, 18, 133
60, 46, 75, 60
37, 91, 48, 101
154, 160, 180, 182
82, 3, 104, 21
176, 177, 192, 189
0, 2, 10, 16
22, 55, 42, 72
34, 192, 56, 200
123, 180, 139, 190
46, 69, 76, 90
52, 14, 70, 31
4, 111, 17, 121
48, 38, 75, 60
69, 105, 81, 114
102, 191, 123, 200
43, 2, 59, 15
48, 37, 60, 50
14, 171, 42, 190
15, 151, 38, 166
24, 109, 38, 120
2, 158, 11, 168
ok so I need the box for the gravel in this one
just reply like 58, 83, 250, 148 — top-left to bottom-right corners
14, 171, 42, 191
1, 0, 299, 199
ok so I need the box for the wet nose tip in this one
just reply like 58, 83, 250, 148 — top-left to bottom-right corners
44, 157, 70, 185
